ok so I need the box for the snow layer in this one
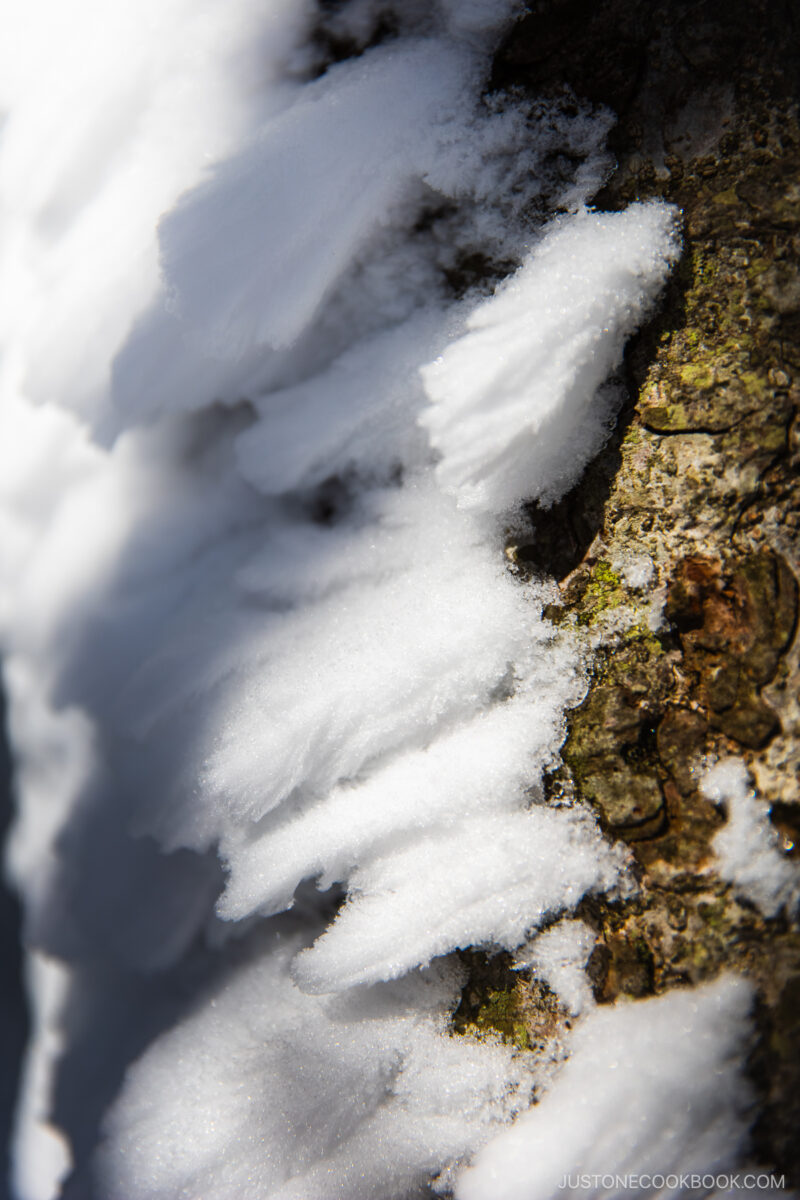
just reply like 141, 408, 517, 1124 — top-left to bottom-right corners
94, 930, 534, 1200
457, 976, 756, 1200
513, 919, 597, 1016
701, 760, 800, 917
421, 205, 680, 511
293, 809, 628, 993
0, 0, 310, 431
0, 0, 767, 1198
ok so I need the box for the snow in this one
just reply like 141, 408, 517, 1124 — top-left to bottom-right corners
9, 955, 72, 1200
94, 932, 535, 1200
0, 0, 778, 1197
420, 205, 680, 511
0, 0, 309, 431
513, 920, 597, 1016
292, 809, 629, 994
700, 759, 800, 918
613, 553, 656, 590
457, 976, 756, 1200
155, 41, 472, 357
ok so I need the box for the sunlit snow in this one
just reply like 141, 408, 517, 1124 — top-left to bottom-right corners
701, 760, 800, 918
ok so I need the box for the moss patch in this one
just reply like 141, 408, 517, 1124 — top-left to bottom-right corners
452, 950, 567, 1054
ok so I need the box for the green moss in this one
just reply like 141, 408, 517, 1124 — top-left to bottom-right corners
693, 248, 720, 288
593, 561, 621, 588
643, 400, 695, 430
512, 1022, 531, 1050
477, 989, 515, 1024
698, 899, 728, 929
623, 624, 664, 653
691, 941, 713, 969
747, 256, 771, 277
679, 361, 714, 389
576, 560, 626, 625
459, 988, 531, 1049
740, 369, 769, 398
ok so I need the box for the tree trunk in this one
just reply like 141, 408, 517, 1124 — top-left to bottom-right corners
467, 0, 800, 1180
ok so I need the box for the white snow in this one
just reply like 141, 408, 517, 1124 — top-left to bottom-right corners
458, 976, 756, 1200
701, 759, 800, 917
94, 934, 535, 1200
0, 0, 773, 1198
613, 553, 656, 590
0, 0, 310, 432
9, 955, 72, 1200
293, 810, 629, 994
513, 919, 597, 1016
420, 206, 680, 511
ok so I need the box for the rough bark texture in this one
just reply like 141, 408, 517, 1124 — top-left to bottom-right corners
459, 0, 800, 1183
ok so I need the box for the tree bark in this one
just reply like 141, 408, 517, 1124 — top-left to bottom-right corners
463, 0, 800, 1182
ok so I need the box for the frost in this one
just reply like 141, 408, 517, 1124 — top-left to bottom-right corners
513, 920, 597, 1016
0, 0, 764, 1197
156, 41, 472, 357
457, 977, 756, 1200
420, 206, 680, 512
701, 760, 800, 917
94, 934, 536, 1200
293, 810, 629, 994
613, 553, 656, 590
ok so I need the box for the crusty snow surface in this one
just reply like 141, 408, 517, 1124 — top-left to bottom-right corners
0, 1, 774, 1198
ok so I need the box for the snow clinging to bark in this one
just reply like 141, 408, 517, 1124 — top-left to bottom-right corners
0, 3, 770, 1199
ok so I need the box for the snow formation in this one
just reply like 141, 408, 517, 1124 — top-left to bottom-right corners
0, 1, 769, 1198
701, 760, 800, 919
458, 976, 756, 1200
